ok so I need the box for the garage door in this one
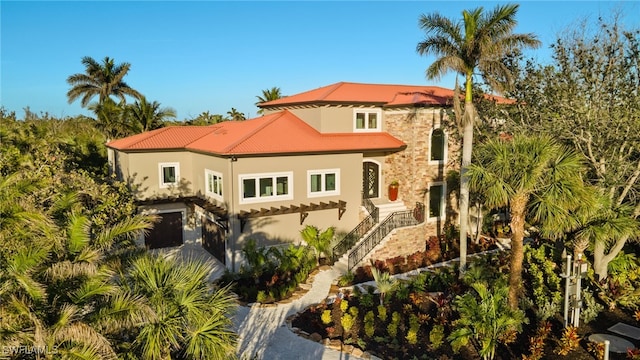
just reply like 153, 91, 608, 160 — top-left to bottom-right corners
202, 216, 226, 265
145, 212, 184, 249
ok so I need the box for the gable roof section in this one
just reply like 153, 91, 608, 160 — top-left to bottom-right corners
107, 110, 405, 156
259, 81, 513, 107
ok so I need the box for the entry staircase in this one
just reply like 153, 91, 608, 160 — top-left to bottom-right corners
332, 197, 425, 274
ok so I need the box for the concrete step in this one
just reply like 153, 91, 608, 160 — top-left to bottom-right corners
376, 201, 408, 221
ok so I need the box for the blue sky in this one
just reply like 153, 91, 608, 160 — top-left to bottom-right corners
1, 1, 638, 120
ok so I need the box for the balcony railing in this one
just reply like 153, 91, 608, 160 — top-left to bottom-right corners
347, 202, 425, 270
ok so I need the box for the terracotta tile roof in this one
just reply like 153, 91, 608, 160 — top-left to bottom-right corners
107, 110, 405, 156
259, 81, 513, 107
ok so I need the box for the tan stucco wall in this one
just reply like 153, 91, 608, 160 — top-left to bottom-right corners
190, 152, 230, 207
119, 151, 194, 199
264, 105, 386, 133
226, 152, 364, 270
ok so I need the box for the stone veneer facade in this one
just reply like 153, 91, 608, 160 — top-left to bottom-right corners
362, 107, 461, 264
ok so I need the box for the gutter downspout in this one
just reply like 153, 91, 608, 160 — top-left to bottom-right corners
229, 155, 237, 272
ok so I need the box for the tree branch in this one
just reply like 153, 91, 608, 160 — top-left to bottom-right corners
617, 160, 640, 206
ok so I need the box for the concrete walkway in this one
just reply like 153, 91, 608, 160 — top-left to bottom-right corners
231, 266, 365, 360
153, 244, 363, 359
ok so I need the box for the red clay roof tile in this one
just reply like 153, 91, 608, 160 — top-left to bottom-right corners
107, 110, 405, 155
260, 81, 513, 107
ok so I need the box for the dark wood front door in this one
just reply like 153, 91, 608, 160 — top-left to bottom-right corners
363, 161, 379, 199
202, 216, 226, 265
145, 212, 183, 249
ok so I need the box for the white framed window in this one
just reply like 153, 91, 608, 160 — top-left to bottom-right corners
307, 169, 340, 197
239, 172, 293, 204
429, 128, 448, 164
205, 169, 223, 200
428, 182, 446, 221
159, 162, 180, 188
353, 109, 382, 132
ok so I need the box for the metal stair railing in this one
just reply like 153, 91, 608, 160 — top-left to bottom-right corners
362, 197, 379, 223
347, 202, 425, 270
332, 206, 378, 263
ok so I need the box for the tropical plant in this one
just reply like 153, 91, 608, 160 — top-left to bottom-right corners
186, 111, 225, 125
127, 96, 176, 132
119, 255, 237, 359
0, 205, 154, 357
416, 4, 540, 272
226, 107, 246, 121
300, 225, 335, 264
370, 264, 397, 305
524, 244, 563, 318
448, 282, 526, 360
88, 97, 135, 138
67, 56, 142, 108
555, 326, 580, 355
502, 16, 640, 281
255, 86, 282, 114
466, 135, 593, 308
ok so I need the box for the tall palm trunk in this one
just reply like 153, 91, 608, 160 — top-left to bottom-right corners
507, 194, 527, 309
458, 72, 475, 273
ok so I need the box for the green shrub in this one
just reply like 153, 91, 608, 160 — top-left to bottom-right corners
406, 314, 420, 345
524, 244, 562, 318
429, 324, 445, 349
340, 299, 349, 313
256, 291, 268, 303
341, 313, 354, 333
387, 311, 401, 338
580, 287, 604, 324
321, 310, 332, 325
338, 272, 355, 287
364, 311, 375, 338
359, 292, 374, 308
377, 305, 387, 322
349, 306, 359, 318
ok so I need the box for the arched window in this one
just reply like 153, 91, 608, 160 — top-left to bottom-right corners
430, 128, 446, 163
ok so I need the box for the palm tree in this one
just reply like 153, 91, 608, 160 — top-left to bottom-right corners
226, 107, 246, 121
120, 255, 238, 359
88, 97, 135, 138
570, 195, 639, 281
300, 225, 335, 265
448, 282, 525, 360
255, 87, 282, 114
466, 135, 592, 308
0, 210, 155, 357
127, 97, 177, 132
67, 56, 142, 108
416, 4, 540, 273
370, 264, 397, 305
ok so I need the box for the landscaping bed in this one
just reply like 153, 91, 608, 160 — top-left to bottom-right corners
291, 241, 640, 360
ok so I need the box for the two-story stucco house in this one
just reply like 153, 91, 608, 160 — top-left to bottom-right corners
107, 82, 463, 271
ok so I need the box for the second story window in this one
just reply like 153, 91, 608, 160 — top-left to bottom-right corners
354, 109, 381, 132
159, 162, 180, 188
205, 169, 223, 200
308, 169, 340, 197
240, 172, 293, 204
